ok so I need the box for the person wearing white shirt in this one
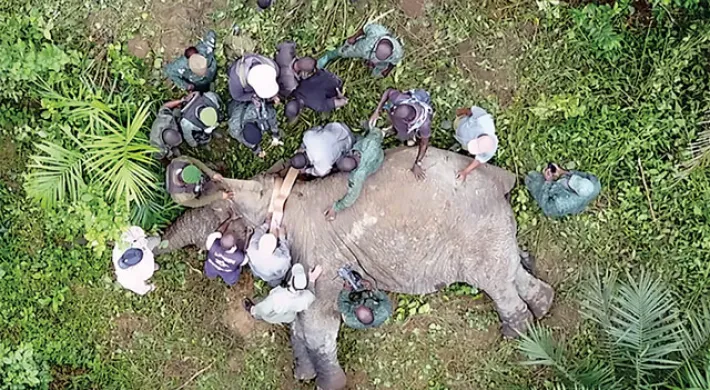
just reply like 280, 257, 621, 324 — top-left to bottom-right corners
112, 226, 160, 295
453, 105, 499, 182
246, 222, 291, 287
289, 122, 355, 177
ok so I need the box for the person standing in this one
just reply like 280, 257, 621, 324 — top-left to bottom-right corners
165, 156, 233, 208
204, 214, 248, 286
453, 105, 499, 181
227, 99, 279, 157
243, 264, 323, 324
246, 222, 291, 287
149, 100, 184, 160
164, 30, 218, 92
289, 122, 355, 178
112, 226, 160, 295
274, 41, 317, 98
525, 163, 601, 217
284, 69, 348, 122
370, 88, 433, 180
228, 54, 280, 104
317, 23, 403, 78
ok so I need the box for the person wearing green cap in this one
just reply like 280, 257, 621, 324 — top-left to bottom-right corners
166, 156, 233, 208
177, 91, 223, 148
525, 163, 601, 218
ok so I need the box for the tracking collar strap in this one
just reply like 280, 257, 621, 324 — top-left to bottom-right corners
268, 167, 299, 233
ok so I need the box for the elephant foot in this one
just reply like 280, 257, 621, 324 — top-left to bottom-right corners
315, 369, 347, 390
500, 310, 533, 339
529, 283, 555, 319
520, 251, 536, 275
294, 364, 317, 381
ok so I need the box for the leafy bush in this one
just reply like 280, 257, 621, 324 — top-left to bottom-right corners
518, 270, 710, 389
0, 344, 52, 390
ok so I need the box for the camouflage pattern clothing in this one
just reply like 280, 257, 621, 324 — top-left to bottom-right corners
164, 30, 217, 91
333, 127, 385, 212
179, 92, 222, 148
166, 156, 227, 208
227, 100, 278, 154
337, 289, 392, 330
149, 106, 180, 159
525, 170, 601, 217
317, 23, 403, 78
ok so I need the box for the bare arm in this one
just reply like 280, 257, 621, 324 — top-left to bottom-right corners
347, 27, 365, 44
164, 99, 184, 110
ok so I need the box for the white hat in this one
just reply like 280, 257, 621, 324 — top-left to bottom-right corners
467, 135, 496, 155
568, 175, 596, 197
290, 263, 307, 290
188, 54, 208, 76
247, 64, 279, 99
257, 233, 277, 255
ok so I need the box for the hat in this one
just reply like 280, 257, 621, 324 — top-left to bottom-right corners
467, 135, 496, 156
247, 64, 279, 99
198, 106, 218, 127
568, 175, 596, 197
243, 122, 263, 145
257, 233, 277, 255
118, 248, 144, 269
290, 263, 307, 290
180, 165, 202, 184
188, 54, 208, 76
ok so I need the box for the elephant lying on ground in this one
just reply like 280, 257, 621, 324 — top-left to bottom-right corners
157, 146, 555, 390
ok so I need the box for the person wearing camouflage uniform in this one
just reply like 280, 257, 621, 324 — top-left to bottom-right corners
227, 99, 279, 156
325, 126, 385, 221
178, 91, 222, 148
525, 163, 601, 218
317, 23, 403, 78
164, 30, 218, 92
149, 100, 184, 160
337, 284, 392, 330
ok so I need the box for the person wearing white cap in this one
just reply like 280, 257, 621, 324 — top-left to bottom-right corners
243, 264, 323, 324
112, 226, 160, 295
453, 105, 499, 182
177, 91, 222, 148
246, 222, 291, 286
228, 54, 281, 103
164, 30, 217, 92
525, 163, 601, 218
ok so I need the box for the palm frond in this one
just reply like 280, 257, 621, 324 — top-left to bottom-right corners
605, 271, 683, 384
673, 359, 710, 390
24, 141, 86, 207
519, 324, 582, 386
681, 116, 710, 173
679, 303, 710, 362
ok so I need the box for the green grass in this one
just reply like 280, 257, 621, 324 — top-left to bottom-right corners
1, 0, 710, 388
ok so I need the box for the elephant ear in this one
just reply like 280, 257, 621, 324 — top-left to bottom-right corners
487, 165, 516, 196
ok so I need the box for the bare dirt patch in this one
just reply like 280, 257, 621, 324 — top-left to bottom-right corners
127, 37, 151, 59
219, 273, 271, 339
400, 0, 426, 18
162, 357, 199, 381
111, 313, 152, 348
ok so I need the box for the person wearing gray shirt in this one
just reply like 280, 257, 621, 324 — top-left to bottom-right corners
289, 122, 355, 177
246, 222, 291, 286
453, 105, 499, 181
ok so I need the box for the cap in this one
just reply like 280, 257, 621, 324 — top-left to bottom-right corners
290, 263, 307, 290
118, 247, 144, 269
467, 135, 496, 156
247, 64, 279, 99
180, 165, 202, 184
257, 233, 277, 255
199, 106, 218, 127
188, 54, 208, 76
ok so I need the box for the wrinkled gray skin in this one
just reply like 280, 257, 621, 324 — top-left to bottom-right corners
157, 147, 555, 390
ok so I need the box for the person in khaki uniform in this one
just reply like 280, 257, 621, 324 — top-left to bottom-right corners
165, 156, 233, 208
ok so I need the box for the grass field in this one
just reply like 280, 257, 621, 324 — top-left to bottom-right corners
1, 0, 709, 388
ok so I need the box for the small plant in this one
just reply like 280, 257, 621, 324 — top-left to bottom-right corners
394, 294, 430, 321
518, 269, 710, 389
0, 343, 52, 390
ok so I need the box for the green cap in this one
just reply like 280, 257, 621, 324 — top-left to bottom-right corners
181, 165, 202, 184
199, 107, 218, 127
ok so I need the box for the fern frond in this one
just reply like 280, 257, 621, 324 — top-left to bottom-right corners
24, 141, 86, 207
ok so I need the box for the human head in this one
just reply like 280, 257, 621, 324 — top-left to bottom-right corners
188, 52, 208, 76
118, 247, 144, 269
198, 106, 218, 129
257, 233, 277, 255
466, 135, 496, 156
220, 231, 238, 250
290, 152, 309, 169
293, 57, 316, 77
393, 104, 415, 122
336, 156, 358, 172
354, 305, 374, 325
162, 129, 183, 147
180, 165, 202, 184
247, 64, 279, 99
568, 175, 596, 197
184, 47, 199, 58
544, 162, 565, 180
285, 100, 303, 121
375, 39, 393, 61
243, 122, 263, 146
257, 0, 272, 9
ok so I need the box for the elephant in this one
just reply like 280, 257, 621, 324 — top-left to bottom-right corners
156, 146, 555, 390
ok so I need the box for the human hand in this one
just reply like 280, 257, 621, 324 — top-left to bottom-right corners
309, 265, 323, 283
368, 113, 380, 128
324, 206, 337, 221
186, 83, 195, 92
258, 150, 267, 158
270, 138, 284, 147
347, 37, 357, 45
334, 97, 348, 108
212, 173, 224, 182
222, 191, 234, 199
455, 107, 472, 117
411, 164, 426, 180
272, 96, 281, 105
456, 169, 469, 182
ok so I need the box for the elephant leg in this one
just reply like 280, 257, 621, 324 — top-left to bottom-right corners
514, 265, 555, 319
296, 302, 347, 389
291, 321, 317, 381
480, 279, 533, 338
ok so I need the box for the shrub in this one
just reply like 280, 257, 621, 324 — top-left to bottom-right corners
0, 344, 52, 390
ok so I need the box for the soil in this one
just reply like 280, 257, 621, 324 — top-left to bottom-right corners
111, 313, 152, 348
0, 136, 25, 190
219, 273, 271, 339
126, 37, 151, 59
400, 0, 426, 18
162, 357, 199, 380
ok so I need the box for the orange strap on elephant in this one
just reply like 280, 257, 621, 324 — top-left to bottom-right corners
268, 167, 299, 233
